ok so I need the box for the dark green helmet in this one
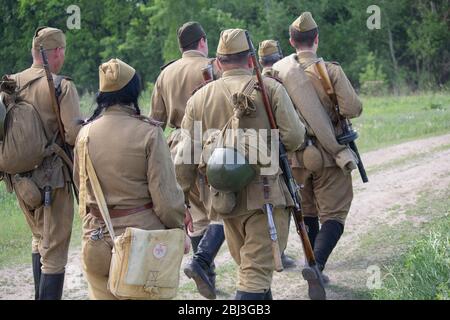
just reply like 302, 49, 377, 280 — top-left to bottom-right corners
0, 93, 6, 140
206, 147, 256, 193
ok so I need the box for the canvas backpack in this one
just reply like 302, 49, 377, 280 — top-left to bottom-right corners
0, 75, 52, 174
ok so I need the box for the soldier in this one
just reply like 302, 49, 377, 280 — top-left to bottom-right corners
273, 12, 363, 284
73, 59, 186, 300
176, 29, 305, 300
6, 27, 82, 300
258, 39, 297, 269
150, 21, 224, 299
258, 40, 283, 77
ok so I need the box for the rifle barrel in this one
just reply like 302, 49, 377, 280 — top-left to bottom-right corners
245, 31, 318, 267
40, 45, 79, 202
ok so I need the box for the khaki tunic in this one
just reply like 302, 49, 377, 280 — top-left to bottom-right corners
150, 50, 212, 130
150, 50, 218, 237
274, 52, 362, 224
9, 64, 81, 274
176, 68, 305, 292
73, 105, 185, 299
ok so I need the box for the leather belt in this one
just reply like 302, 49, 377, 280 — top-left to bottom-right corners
89, 202, 153, 220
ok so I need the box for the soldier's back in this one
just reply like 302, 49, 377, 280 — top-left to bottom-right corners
152, 51, 210, 128
82, 105, 161, 208
12, 65, 81, 145
189, 69, 286, 133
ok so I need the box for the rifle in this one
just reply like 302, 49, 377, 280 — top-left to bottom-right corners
40, 45, 79, 202
275, 41, 283, 59
201, 63, 213, 82
245, 31, 326, 299
315, 60, 368, 183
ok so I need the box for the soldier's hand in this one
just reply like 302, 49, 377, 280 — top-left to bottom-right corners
184, 205, 194, 233
184, 234, 191, 254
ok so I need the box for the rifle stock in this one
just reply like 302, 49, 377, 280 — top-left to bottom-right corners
201, 63, 213, 82
315, 60, 368, 183
40, 45, 79, 202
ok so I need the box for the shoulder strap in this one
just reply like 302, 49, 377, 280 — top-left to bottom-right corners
77, 124, 116, 241
219, 77, 257, 109
299, 57, 322, 71
54, 75, 71, 98
15, 75, 44, 95
160, 59, 178, 71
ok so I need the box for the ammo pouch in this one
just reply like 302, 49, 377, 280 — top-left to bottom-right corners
77, 124, 184, 300
13, 175, 43, 210
246, 169, 293, 211
12, 153, 67, 210
302, 138, 324, 173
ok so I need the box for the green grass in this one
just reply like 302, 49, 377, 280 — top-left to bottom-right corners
0, 184, 32, 267
355, 93, 450, 152
372, 218, 449, 300
0, 184, 82, 268
356, 187, 450, 300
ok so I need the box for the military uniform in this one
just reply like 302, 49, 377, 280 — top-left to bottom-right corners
258, 40, 283, 78
291, 51, 362, 225
74, 59, 185, 300
176, 29, 305, 299
150, 22, 225, 300
6, 27, 81, 300
258, 39, 298, 270
150, 23, 220, 239
273, 12, 363, 274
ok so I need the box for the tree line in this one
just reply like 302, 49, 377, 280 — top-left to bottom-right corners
1, 0, 449, 94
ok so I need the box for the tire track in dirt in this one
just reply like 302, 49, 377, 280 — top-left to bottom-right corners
1, 134, 449, 300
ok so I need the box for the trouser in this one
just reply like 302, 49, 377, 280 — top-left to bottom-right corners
293, 166, 353, 225
223, 208, 289, 293
189, 182, 212, 237
188, 178, 224, 237
81, 208, 164, 300
15, 184, 74, 274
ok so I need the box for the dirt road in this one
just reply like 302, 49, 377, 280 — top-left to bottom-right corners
1, 134, 449, 300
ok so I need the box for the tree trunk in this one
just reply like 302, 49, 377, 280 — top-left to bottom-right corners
386, 16, 399, 95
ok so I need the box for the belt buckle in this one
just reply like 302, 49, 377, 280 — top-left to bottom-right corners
90, 227, 104, 241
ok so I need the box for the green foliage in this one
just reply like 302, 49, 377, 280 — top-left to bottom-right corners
0, 184, 82, 267
1, 0, 449, 92
372, 216, 450, 300
359, 52, 388, 95
355, 93, 450, 152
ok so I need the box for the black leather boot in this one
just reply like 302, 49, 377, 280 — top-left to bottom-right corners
190, 235, 203, 254
184, 224, 225, 299
304, 216, 320, 248
38, 273, 65, 300
188, 234, 217, 290
235, 290, 266, 300
32, 253, 42, 300
314, 220, 344, 271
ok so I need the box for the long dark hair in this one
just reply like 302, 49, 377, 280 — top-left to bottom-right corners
85, 73, 142, 123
